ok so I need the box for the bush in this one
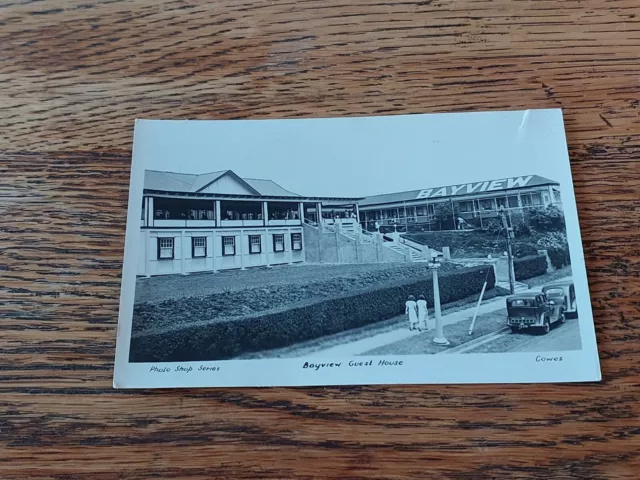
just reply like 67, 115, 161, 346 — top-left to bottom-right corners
536, 231, 571, 269
130, 265, 495, 362
513, 255, 548, 281
483, 218, 504, 236
526, 206, 566, 232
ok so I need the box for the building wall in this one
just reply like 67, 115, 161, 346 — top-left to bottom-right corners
138, 227, 304, 276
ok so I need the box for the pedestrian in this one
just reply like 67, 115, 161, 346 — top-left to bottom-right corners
417, 295, 429, 331
405, 295, 419, 331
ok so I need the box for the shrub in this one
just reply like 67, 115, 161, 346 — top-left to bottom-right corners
536, 231, 571, 269
130, 266, 495, 362
513, 255, 548, 281
483, 218, 504, 236
526, 206, 566, 232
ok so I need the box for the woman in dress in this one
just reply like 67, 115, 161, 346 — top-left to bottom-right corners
405, 295, 419, 331
417, 295, 429, 331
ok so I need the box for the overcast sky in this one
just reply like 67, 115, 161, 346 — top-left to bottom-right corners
133, 109, 573, 198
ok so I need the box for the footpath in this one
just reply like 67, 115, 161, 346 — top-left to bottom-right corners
311, 276, 572, 357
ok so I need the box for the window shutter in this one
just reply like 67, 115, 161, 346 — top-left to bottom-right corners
191, 237, 195, 258
156, 237, 161, 259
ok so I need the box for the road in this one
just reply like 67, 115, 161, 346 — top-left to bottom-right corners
464, 317, 582, 354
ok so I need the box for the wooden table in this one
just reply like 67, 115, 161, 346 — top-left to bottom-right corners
2, 1, 639, 478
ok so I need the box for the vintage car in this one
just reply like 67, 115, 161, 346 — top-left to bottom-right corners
506, 292, 566, 334
542, 281, 577, 318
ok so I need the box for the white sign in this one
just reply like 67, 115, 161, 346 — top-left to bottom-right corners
416, 176, 533, 199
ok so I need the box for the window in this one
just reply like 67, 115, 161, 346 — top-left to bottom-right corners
531, 193, 542, 205
507, 196, 520, 208
157, 237, 174, 260
141, 198, 145, 221
192, 237, 206, 258
291, 233, 302, 251
455, 201, 473, 213
249, 235, 261, 254
521, 194, 532, 206
480, 198, 495, 211
554, 190, 561, 203
268, 202, 300, 220
154, 197, 188, 220
219, 200, 262, 221
222, 236, 235, 256
273, 234, 285, 252
187, 200, 215, 220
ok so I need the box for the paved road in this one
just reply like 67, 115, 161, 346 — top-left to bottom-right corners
466, 317, 582, 354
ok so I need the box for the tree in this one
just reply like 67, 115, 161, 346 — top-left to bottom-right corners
433, 202, 454, 230
526, 205, 566, 232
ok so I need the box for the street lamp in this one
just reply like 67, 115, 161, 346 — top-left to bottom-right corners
429, 254, 450, 346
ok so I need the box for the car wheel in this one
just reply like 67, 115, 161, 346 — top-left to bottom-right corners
559, 309, 566, 324
510, 326, 519, 334
542, 315, 551, 334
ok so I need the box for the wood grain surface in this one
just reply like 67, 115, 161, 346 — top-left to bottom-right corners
1, 0, 639, 478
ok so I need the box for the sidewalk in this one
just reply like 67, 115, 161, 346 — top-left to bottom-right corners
311, 276, 571, 357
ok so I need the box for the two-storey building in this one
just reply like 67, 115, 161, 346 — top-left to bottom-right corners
358, 175, 562, 232
139, 169, 361, 276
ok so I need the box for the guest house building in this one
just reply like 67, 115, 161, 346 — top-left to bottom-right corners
358, 175, 562, 232
138, 170, 361, 276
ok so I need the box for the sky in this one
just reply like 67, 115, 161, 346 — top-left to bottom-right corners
132, 109, 573, 198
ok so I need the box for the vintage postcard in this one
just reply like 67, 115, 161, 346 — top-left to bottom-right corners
113, 109, 601, 388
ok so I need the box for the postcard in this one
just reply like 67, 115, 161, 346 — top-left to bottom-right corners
113, 109, 601, 388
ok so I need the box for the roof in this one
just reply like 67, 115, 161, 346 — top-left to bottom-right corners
144, 169, 299, 197
360, 175, 559, 207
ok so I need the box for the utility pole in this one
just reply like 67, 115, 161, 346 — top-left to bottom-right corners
500, 206, 515, 295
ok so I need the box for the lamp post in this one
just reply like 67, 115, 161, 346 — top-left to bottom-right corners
430, 254, 450, 346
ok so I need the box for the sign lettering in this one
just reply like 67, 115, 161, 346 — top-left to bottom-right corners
414, 176, 533, 200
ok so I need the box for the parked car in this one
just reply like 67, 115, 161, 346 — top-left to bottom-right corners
506, 292, 566, 334
542, 281, 577, 318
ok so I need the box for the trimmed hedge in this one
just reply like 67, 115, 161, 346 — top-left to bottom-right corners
514, 255, 547, 281
130, 265, 495, 362
547, 246, 571, 269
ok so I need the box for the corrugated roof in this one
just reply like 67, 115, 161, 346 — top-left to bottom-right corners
360, 175, 558, 207
188, 170, 227, 192
144, 170, 198, 192
144, 170, 300, 197
243, 178, 300, 197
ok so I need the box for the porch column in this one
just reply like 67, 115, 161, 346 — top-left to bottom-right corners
180, 230, 186, 274
148, 197, 154, 227
144, 230, 150, 277
355, 203, 360, 223
265, 230, 271, 267
239, 229, 245, 270
212, 232, 218, 273
262, 201, 268, 225
215, 200, 221, 225
298, 202, 303, 223
317, 202, 323, 231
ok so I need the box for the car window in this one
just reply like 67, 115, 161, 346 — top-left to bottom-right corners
510, 299, 530, 307
545, 288, 564, 296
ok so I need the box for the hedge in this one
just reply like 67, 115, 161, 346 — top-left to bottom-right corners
514, 255, 547, 281
547, 246, 571, 269
130, 265, 495, 363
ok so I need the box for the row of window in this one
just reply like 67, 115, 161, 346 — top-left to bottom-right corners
157, 234, 303, 260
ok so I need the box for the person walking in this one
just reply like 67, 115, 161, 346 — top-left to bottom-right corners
417, 295, 429, 331
405, 295, 419, 331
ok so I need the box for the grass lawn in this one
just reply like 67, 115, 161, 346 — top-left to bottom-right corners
361, 308, 508, 355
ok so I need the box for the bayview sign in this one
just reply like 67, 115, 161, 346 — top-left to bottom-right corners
415, 176, 534, 200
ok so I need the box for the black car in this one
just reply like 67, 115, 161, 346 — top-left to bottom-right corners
506, 292, 566, 334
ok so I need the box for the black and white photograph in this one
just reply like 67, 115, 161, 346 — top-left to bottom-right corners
114, 109, 601, 388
